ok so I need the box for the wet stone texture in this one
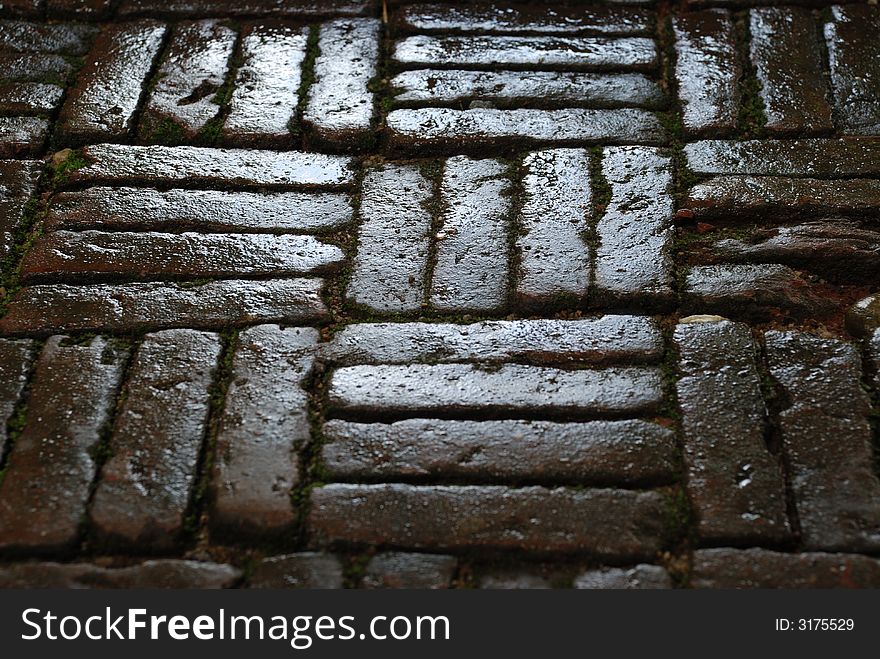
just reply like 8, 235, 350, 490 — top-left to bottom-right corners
2, 0, 880, 588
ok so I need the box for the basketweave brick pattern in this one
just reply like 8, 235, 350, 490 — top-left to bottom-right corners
0, 1, 879, 589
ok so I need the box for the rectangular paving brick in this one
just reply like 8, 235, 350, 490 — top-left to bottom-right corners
393, 35, 657, 70
684, 138, 880, 177
0, 0, 43, 19
222, 23, 307, 148
362, 552, 457, 590
391, 69, 664, 109
692, 548, 880, 589
515, 148, 591, 308
56, 21, 167, 145
211, 325, 317, 537
141, 19, 236, 142
430, 156, 510, 313
0, 159, 41, 259
327, 363, 664, 420
322, 418, 679, 486
0, 53, 72, 82
308, 483, 668, 556
673, 10, 740, 136
574, 564, 671, 589
0, 116, 48, 157
765, 330, 880, 552
749, 7, 832, 135
91, 329, 220, 549
0, 560, 241, 588
825, 5, 880, 135
67, 144, 354, 188
0, 279, 329, 335
47, 0, 114, 19
247, 552, 344, 589
325, 316, 664, 366
594, 146, 673, 307
397, 3, 654, 35
674, 318, 790, 545
0, 339, 33, 459
387, 108, 664, 153
119, 0, 372, 18
0, 336, 127, 552
46, 187, 353, 232
0, 83, 63, 113
0, 20, 98, 54
20, 230, 344, 282
346, 163, 432, 313
684, 176, 880, 220
303, 18, 380, 149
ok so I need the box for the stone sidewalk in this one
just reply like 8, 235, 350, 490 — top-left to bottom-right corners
0, 0, 879, 589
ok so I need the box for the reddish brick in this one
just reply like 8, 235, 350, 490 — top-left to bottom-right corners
211, 325, 317, 537
0, 560, 241, 588
0, 83, 63, 113
825, 6, 880, 135
0, 279, 329, 336
0, 20, 97, 54
118, 0, 373, 19
0, 158, 41, 259
47, 0, 114, 19
0, 116, 48, 157
0, 53, 72, 81
0, 336, 127, 553
0, 339, 33, 458
91, 329, 221, 549
308, 483, 668, 556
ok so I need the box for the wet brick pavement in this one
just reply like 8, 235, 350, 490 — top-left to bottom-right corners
0, 0, 879, 589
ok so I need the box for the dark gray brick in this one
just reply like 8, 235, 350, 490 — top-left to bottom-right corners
0, 279, 329, 335
0, 158, 41, 259
91, 329, 220, 549
675, 318, 790, 544
765, 331, 880, 552
0, 116, 48, 157
0, 560, 241, 588
0, 20, 97, 54
248, 553, 343, 589
0, 53, 72, 82
211, 325, 317, 537
0, 339, 33, 459
0, 336, 127, 552
362, 552, 457, 589
322, 418, 679, 486
309, 483, 668, 556
0, 83, 63, 113
430, 156, 510, 313
119, 0, 372, 18
573, 564, 671, 589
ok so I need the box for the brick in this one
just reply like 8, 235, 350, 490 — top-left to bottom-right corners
397, 3, 654, 35
765, 331, 880, 552
222, 23, 307, 148
573, 564, 671, 589
346, 164, 432, 312
847, 296, 880, 391
303, 18, 380, 148
393, 35, 657, 71
0, 83, 63, 113
749, 8, 832, 135
91, 329, 220, 549
684, 138, 880, 177
211, 325, 317, 537
362, 552, 457, 589
692, 548, 880, 589
327, 363, 664, 420
0, 158, 41, 258
479, 572, 552, 589
712, 221, 880, 284
386, 108, 664, 154
141, 20, 237, 141
248, 553, 343, 589
0, 116, 48, 157
20, 230, 344, 283
684, 177, 880, 220
594, 146, 673, 307
0, 336, 127, 552
0, 339, 33, 458
56, 21, 167, 145
0, 0, 43, 19
118, 0, 372, 18
326, 316, 664, 366
0, 20, 97, 54
0, 279, 328, 338
430, 156, 510, 313
47, 0, 114, 18
0, 53, 72, 82
322, 418, 679, 486
515, 148, 590, 308
391, 70, 665, 109
683, 264, 837, 322
825, 6, 880, 135
46, 187, 353, 232
673, 10, 739, 136
0, 560, 241, 588
674, 318, 790, 544
67, 144, 354, 188
308, 483, 668, 556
